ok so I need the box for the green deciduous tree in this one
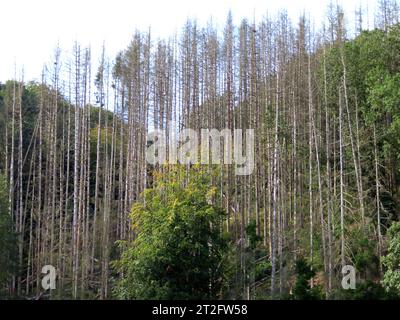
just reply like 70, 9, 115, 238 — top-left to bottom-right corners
382, 222, 400, 295
114, 165, 231, 300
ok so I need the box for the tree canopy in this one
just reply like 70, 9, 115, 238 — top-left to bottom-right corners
114, 166, 231, 300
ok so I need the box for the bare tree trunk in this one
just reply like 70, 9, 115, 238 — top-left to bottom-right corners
373, 124, 383, 272
271, 66, 280, 298
339, 86, 346, 268
17, 79, 24, 296
72, 43, 82, 299
323, 43, 333, 296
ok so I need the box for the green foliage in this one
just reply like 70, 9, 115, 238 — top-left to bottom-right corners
382, 222, 400, 295
245, 220, 262, 250
114, 165, 231, 300
291, 259, 323, 300
242, 220, 271, 298
354, 27, 400, 193
321, 25, 400, 186
255, 261, 271, 283
335, 280, 398, 300
0, 173, 17, 298
346, 229, 381, 279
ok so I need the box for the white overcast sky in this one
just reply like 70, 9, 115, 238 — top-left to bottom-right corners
0, 0, 378, 83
